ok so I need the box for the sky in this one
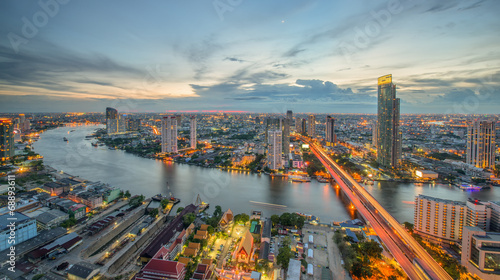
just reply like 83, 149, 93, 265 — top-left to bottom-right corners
0, 0, 499, 114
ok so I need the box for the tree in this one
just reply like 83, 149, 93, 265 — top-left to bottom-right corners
403, 222, 414, 232
177, 207, 185, 213
333, 230, 343, 244
270, 214, 280, 226
234, 213, 249, 224
213, 205, 222, 217
161, 199, 169, 209
277, 238, 293, 270
124, 190, 131, 198
149, 208, 159, 218
351, 259, 372, 279
183, 213, 196, 228
359, 240, 382, 259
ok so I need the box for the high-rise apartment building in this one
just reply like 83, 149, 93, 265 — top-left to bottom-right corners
376, 74, 401, 168
161, 116, 177, 153
325, 116, 336, 147
466, 120, 496, 169
307, 115, 315, 137
265, 118, 281, 143
267, 130, 283, 170
414, 195, 500, 244
300, 119, 307, 136
190, 116, 196, 149
0, 119, 15, 161
414, 195, 466, 244
106, 107, 121, 134
127, 119, 141, 131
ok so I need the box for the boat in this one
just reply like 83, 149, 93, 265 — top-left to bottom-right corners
108, 147, 116, 150
70, 130, 75, 132
316, 176, 330, 183
195, 194, 209, 213
91, 142, 98, 147
459, 184, 483, 191
289, 174, 311, 183
364, 180, 374, 185
63, 137, 68, 142
166, 182, 180, 204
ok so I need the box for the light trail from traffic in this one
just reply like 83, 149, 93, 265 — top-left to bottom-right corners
296, 134, 451, 280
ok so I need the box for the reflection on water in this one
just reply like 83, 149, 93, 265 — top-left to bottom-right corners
34, 125, 499, 224
33, 125, 351, 223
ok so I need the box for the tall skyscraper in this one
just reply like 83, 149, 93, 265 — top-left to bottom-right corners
372, 122, 378, 147
286, 110, 293, 127
298, 118, 307, 135
283, 112, 291, 154
161, 116, 177, 153
190, 116, 197, 149
0, 119, 15, 161
466, 120, 496, 169
376, 74, 401, 168
106, 107, 119, 134
265, 118, 281, 143
267, 130, 283, 170
106, 107, 118, 119
307, 115, 316, 137
325, 116, 336, 146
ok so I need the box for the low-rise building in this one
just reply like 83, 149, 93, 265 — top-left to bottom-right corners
35, 209, 68, 230
0, 212, 37, 251
67, 262, 100, 280
461, 226, 500, 280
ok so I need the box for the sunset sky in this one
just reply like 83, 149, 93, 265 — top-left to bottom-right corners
0, 0, 499, 113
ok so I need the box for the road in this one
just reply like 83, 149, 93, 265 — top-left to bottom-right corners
296, 135, 451, 280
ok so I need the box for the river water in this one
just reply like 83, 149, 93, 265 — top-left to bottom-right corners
32, 125, 500, 224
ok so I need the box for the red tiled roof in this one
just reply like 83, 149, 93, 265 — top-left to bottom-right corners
143, 259, 185, 276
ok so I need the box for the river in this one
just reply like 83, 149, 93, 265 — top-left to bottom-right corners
32, 125, 500, 224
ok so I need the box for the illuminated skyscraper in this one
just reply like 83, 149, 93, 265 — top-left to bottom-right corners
106, 107, 119, 134
267, 130, 283, 170
283, 111, 292, 154
265, 118, 281, 143
376, 74, 401, 168
466, 120, 496, 169
190, 116, 197, 149
372, 122, 378, 147
0, 119, 15, 161
162, 116, 177, 153
106, 107, 118, 119
307, 115, 316, 137
325, 116, 336, 146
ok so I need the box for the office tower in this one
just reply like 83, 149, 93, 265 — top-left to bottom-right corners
376, 74, 401, 168
372, 122, 378, 147
0, 119, 15, 161
283, 119, 290, 155
325, 116, 336, 147
461, 226, 500, 280
307, 115, 315, 137
106, 107, 119, 134
267, 130, 283, 170
297, 118, 307, 135
265, 118, 281, 143
296, 118, 302, 134
466, 120, 496, 169
19, 114, 26, 133
161, 116, 177, 153
190, 116, 196, 149
19, 114, 25, 124
414, 195, 466, 243
286, 110, 293, 127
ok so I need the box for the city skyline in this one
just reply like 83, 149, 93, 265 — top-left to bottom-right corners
1, 1, 500, 113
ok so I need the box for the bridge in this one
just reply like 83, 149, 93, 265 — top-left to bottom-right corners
295, 134, 452, 280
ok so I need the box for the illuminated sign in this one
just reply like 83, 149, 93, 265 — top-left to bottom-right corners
302, 144, 309, 149
378, 74, 392, 85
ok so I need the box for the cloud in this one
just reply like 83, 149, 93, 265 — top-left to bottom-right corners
224, 57, 245, 63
